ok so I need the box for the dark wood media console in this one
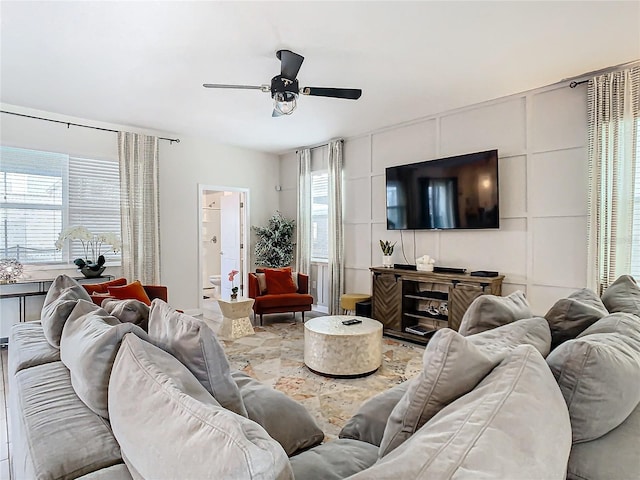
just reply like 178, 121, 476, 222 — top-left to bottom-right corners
370, 267, 504, 345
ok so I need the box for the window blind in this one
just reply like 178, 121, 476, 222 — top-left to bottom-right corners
68, 157, 121, 262
311, 172, 328, 261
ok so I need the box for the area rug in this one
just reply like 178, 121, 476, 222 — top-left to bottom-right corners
221, 321, 425, 440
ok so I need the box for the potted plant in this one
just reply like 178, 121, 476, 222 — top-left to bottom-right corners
379, 240, 396, 267
253, 212, 295, 267
55, 226, 121, 278
228, 269, 239, 300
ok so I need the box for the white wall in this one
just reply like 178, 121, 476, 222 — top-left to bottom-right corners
279, 81, 588, 315
0, 104, 281, 313
159, 137, 280, 310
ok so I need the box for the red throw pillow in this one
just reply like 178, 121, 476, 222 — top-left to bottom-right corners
83, 277, 127, 294
263, 267, 297, 295
107, 280, 152, 306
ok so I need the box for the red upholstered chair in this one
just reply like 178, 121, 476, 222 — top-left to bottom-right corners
248, 271, 313, 325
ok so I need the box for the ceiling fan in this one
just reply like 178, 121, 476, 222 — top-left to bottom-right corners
203, 49, 362, 117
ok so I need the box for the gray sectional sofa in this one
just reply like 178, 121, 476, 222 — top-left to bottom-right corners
8, 274, 640, 479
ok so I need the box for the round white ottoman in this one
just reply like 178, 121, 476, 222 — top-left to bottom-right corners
304, 315, 383, 377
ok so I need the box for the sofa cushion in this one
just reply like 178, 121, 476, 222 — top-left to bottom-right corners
601, 274, 640, 315
545, 288, 608, 348
11, 361, 122, 480
263, 267, 298, 294
76, 464, 133, 480
109, 334, 293, 480
467, 316, 552, 360
458, 291, 531, 336
379, 329, 498, 457
255, 293, 314, 309
41, 274, 92, 347
566, 401, 640, 480
101, 298, 150, 331
546, 317, 640, 443
290, 439, 378, 480
60, 300, 148, 418
8, 321, 61, 376
147, 299, 246, 416
232, 370, 324, 456
107, 280, 151, 305
339, 382, 409, 447
347, 346, 572, 480
82, 277, 127, 294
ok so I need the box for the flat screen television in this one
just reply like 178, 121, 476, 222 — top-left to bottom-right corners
385, 149, 499, 230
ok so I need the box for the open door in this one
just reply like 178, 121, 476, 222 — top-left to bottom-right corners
220, 192, 241, 299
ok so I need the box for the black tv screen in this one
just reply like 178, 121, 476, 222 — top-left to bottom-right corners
386, 150, 499, 230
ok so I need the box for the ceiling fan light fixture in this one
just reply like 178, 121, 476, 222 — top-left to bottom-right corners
273, 91, 298, 115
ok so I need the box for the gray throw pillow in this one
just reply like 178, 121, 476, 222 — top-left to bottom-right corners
231, 370, 324, 456
578, 312, 640, 339
101, 298, 150, 331
546, 317, 640, 443
379, 329, 498, 457
601, 274, 640, 316
545, 288, 608, 349
60, 300, 149, 418
348, 346, 572, 480
339, 382, 409, 447
148, 299, 246, 417
41, 274, 92, 347
109, 334, 293, 480
458, 291, 531, 336
468, 316, 552, 360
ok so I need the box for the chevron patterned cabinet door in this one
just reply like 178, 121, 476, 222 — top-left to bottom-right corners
372, 272, 402, 331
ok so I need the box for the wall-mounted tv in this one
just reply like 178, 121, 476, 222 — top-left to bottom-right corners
386, 149, 499, 230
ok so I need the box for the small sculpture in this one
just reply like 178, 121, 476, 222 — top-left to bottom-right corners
416, 255, 436, 272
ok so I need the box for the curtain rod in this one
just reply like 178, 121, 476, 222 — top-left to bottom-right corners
0, 110, 181, 143
295, 138, 343, 154
566, 59, 640, 88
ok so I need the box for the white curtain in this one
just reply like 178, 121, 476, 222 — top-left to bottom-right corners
587, 66, 639, 292
327, 139, 344, 314
117, 132, 161, 284
296, 148, 311, 275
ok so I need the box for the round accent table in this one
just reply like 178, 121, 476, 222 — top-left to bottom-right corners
304, 315, 383, 377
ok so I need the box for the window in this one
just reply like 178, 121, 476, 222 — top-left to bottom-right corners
0, 146, 121, 265
311, 172, 328, 261
632, 119, 640, 277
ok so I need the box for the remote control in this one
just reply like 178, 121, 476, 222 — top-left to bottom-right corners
342, 318, 362, 326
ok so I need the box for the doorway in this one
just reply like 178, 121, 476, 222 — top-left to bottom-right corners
198, 185, 249, 318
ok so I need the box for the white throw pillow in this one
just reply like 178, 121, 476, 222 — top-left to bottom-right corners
41, 274, 92, 347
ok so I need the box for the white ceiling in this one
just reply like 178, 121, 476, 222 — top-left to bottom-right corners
1, 1, 639, 154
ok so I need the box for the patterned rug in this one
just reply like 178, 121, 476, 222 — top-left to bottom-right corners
221, 321, 425, 440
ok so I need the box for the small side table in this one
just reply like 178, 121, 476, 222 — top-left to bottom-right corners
217, 297, 255, 340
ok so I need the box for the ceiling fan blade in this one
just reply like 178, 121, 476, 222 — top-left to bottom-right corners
301, 87, 362, 100
277, 50, 304, 80
203, 83, 268, 91
272, 109, 283, 117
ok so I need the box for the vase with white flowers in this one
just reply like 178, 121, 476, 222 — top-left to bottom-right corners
55, 226, 121, 278
228, 269, 239, 300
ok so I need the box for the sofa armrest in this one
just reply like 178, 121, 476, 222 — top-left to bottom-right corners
297, 273, 309, 294
143, 285, 168, 303
248, 273, 261, 299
